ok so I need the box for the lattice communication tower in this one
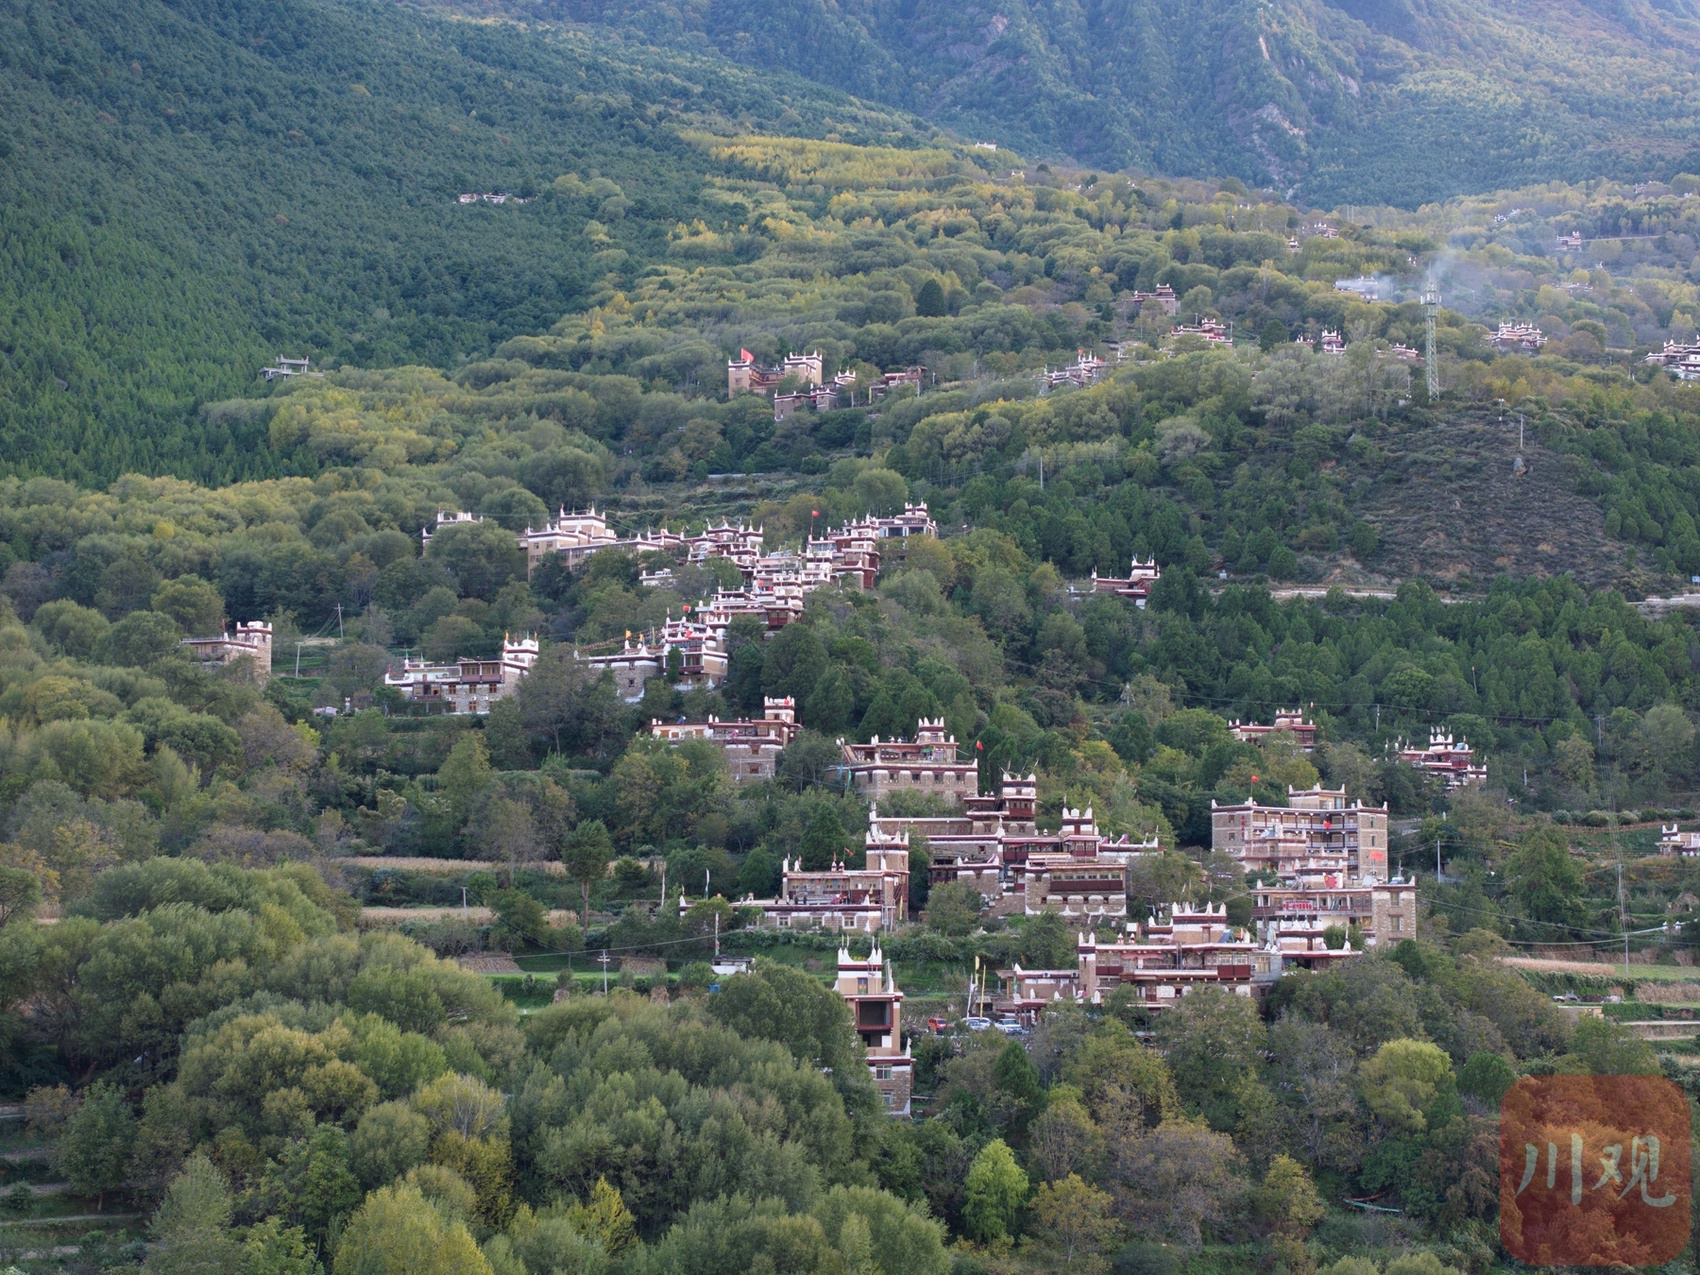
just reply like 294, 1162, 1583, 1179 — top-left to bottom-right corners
1422, 283, 1441, 401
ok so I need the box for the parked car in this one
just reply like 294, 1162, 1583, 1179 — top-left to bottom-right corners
926, 1016, 950, 1035
994, 1019, 1025, 1036
962, 1016, 993, 1031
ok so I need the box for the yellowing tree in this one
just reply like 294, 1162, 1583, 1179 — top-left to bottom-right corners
332, 1183, 492, 1275
1027, 1173, 1118, 1272
1356, 1039, 1453, 1133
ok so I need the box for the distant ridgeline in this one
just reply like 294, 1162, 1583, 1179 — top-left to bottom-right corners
0, 0, 923, 485
428, 0, 1700, 205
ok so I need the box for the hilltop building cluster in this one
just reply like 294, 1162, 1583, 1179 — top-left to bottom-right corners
1043, 350, 1108, 389
727, 349, 925, 418
988, 780, 1417, 1024
995, 905, 1270, 1019
576, 505, 936, 701
389, 504, 936, 712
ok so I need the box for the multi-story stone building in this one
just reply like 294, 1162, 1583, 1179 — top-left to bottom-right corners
727, 349, 824, 396
182, 621, 274, 683
839, 720, 979, 805
1396, 731, 1487, 789
1212, 784, 1390, 879
580, 615, 728, 702
1212, 783, 1414, 960
757, 828, 912, 934
649, 697, 801, 783
1090, 557, 1162, 607
384, 634, 540, 714
994, 903, 1273, 1022
868, 775, 1154, 925
834, 943, 913, 1116
1659, 825, 1700, 857
1250, 876, 1418, 961
517, 507, 683, 573
1228, 708, 1317, 753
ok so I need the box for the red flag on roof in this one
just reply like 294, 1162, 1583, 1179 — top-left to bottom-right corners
811, 509, 819, 517
975, 740, 984, 751
739, 348, 754, 363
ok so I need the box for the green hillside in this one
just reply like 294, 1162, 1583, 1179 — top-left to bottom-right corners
443, 0, 1700, 205
0, 0, 924, 484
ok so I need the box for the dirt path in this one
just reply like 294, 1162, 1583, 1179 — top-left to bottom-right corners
0, 1147, 50, 1162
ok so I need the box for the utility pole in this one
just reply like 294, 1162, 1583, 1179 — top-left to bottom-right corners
295, 641, 303, 678
713, 909, 720, 958
461, 886, 468, 918
1619, 860, 1629, 977
335, 603, 344, 639
598, 950, 611, 996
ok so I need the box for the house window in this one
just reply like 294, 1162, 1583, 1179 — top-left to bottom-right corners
857, 977, 869, 994
874, 1066, 893, 1081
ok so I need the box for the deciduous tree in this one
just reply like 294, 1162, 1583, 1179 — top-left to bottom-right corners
332, 1183, 493, 1275
561, 819, 615, 928
1027, 1173, 1118, 1272
963, 1138, 1027, 1243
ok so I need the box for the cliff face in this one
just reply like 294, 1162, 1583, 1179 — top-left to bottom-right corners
445, 0, 1700, 205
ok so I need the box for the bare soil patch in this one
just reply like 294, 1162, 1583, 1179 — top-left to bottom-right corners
1355, 413, 1634, 591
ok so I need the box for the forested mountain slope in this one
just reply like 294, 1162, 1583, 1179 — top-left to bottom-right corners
0, 0, 922, 485
438, 0, 1700, 205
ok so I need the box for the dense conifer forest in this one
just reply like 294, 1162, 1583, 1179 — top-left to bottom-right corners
413, 0, 1700, 205
11, 0, 1700, 1272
